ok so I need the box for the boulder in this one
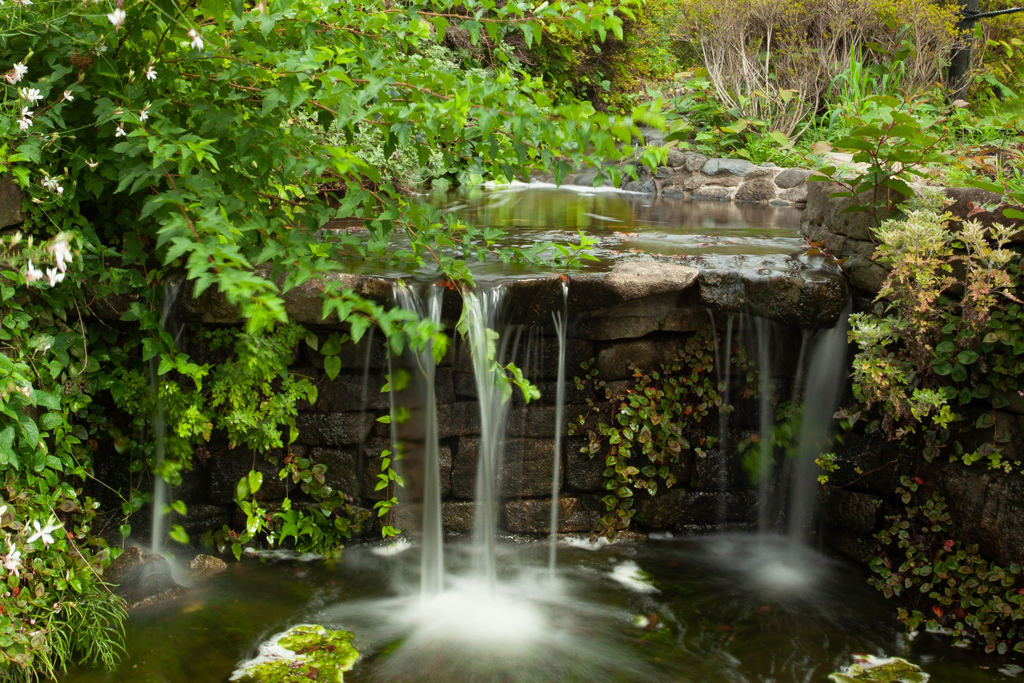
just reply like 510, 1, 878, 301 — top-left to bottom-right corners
702, 158, 757, 177
735, 177, 777, 204
681, 151, 710, 173
773, 168, 812, 189
829, 655, 929, 683
0, 176, 24, 229
692, 185, 734, 202
187, 554, 228, 580
665, 149, 687, 168
104, 546, 187, 609
664, 171, 709, 191
231, 624, 358, 683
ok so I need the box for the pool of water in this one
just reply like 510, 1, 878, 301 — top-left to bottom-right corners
329, 183, 834, 284
64, 535, 1019, 683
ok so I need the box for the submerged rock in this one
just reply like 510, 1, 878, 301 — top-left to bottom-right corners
829, 655, 929, 682
232, 624, 358, 683
105, 546, 186, 609
187, 553, 228, 580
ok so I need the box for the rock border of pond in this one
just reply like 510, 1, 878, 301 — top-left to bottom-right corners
167, 259, 847, 331
552, 153, 813, 207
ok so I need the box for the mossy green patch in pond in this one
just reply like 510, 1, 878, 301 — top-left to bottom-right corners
232, 624, 358, 683
829, 655, 929, 683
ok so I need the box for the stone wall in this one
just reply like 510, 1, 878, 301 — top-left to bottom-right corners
821, 399, 1024, 567
0, 176, 24, 230
160, 260, 819, 541
607, 152, 812, 208
801, 180, 1024, 296
799, 179, 1024, 567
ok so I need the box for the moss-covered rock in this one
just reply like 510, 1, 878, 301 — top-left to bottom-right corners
231, 624, 358, 683
829, 655, 929, 683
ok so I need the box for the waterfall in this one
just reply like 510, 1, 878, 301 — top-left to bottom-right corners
547, 281, 569, 576
786, 301, 851, 544
754, 318, 775, 535
465, 287, 512, 590
150, 281, 181, 556
393, 284, 446, 596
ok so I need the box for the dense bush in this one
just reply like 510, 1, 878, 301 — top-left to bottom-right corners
844, 193, 1022, 469
871, 477, 1024, 654
0, 0, 656, 677
669, 0, 960, 135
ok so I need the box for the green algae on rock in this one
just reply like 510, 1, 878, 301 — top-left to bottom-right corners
231, 624, 358, 683
829, 655, 930, 683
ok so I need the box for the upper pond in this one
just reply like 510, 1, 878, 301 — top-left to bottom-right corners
330, 182, 833, 284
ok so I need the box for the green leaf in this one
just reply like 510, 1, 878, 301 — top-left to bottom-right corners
248, 470, 263, 495
324, 355, 342, 381
170, 525, 190, 545
235, 476, 251, 502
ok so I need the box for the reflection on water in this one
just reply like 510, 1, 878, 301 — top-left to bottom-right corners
63, 537, 1018, 683
329, 183, 831, 283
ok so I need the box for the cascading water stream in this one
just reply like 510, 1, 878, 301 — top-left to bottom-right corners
754, 318, 775, 534
465, 287, 512, 591
150, 281, 182, 556
786, 301, 851, 544
547, 281, 569, 577
419, 288, 445, 596
394, 282, 447, 596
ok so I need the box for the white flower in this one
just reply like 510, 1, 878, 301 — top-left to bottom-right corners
17, 107, 33, 131
115, 124, 126, 137
5, 62, 28, 85
20, 88, 42, 103
85, 159, 99, 169
41, 176, 65, 196
47, 235, 72, 271
145, 67, 157, 81
188, 28, 204, 50
46, 267, 65, 287
27, 517, 62, 546
24, 261, 43, 283
2, 545, 22, 578
63, 90, 74, 102
139, 105, 149, 122
107, 8, 126, 29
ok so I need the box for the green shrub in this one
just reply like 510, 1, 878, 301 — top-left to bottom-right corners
871, 477, 1024, 655
670, 0, 960, 135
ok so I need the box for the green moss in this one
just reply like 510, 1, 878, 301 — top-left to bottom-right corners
829, 656, 929, 683
234, 624, 358, 683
